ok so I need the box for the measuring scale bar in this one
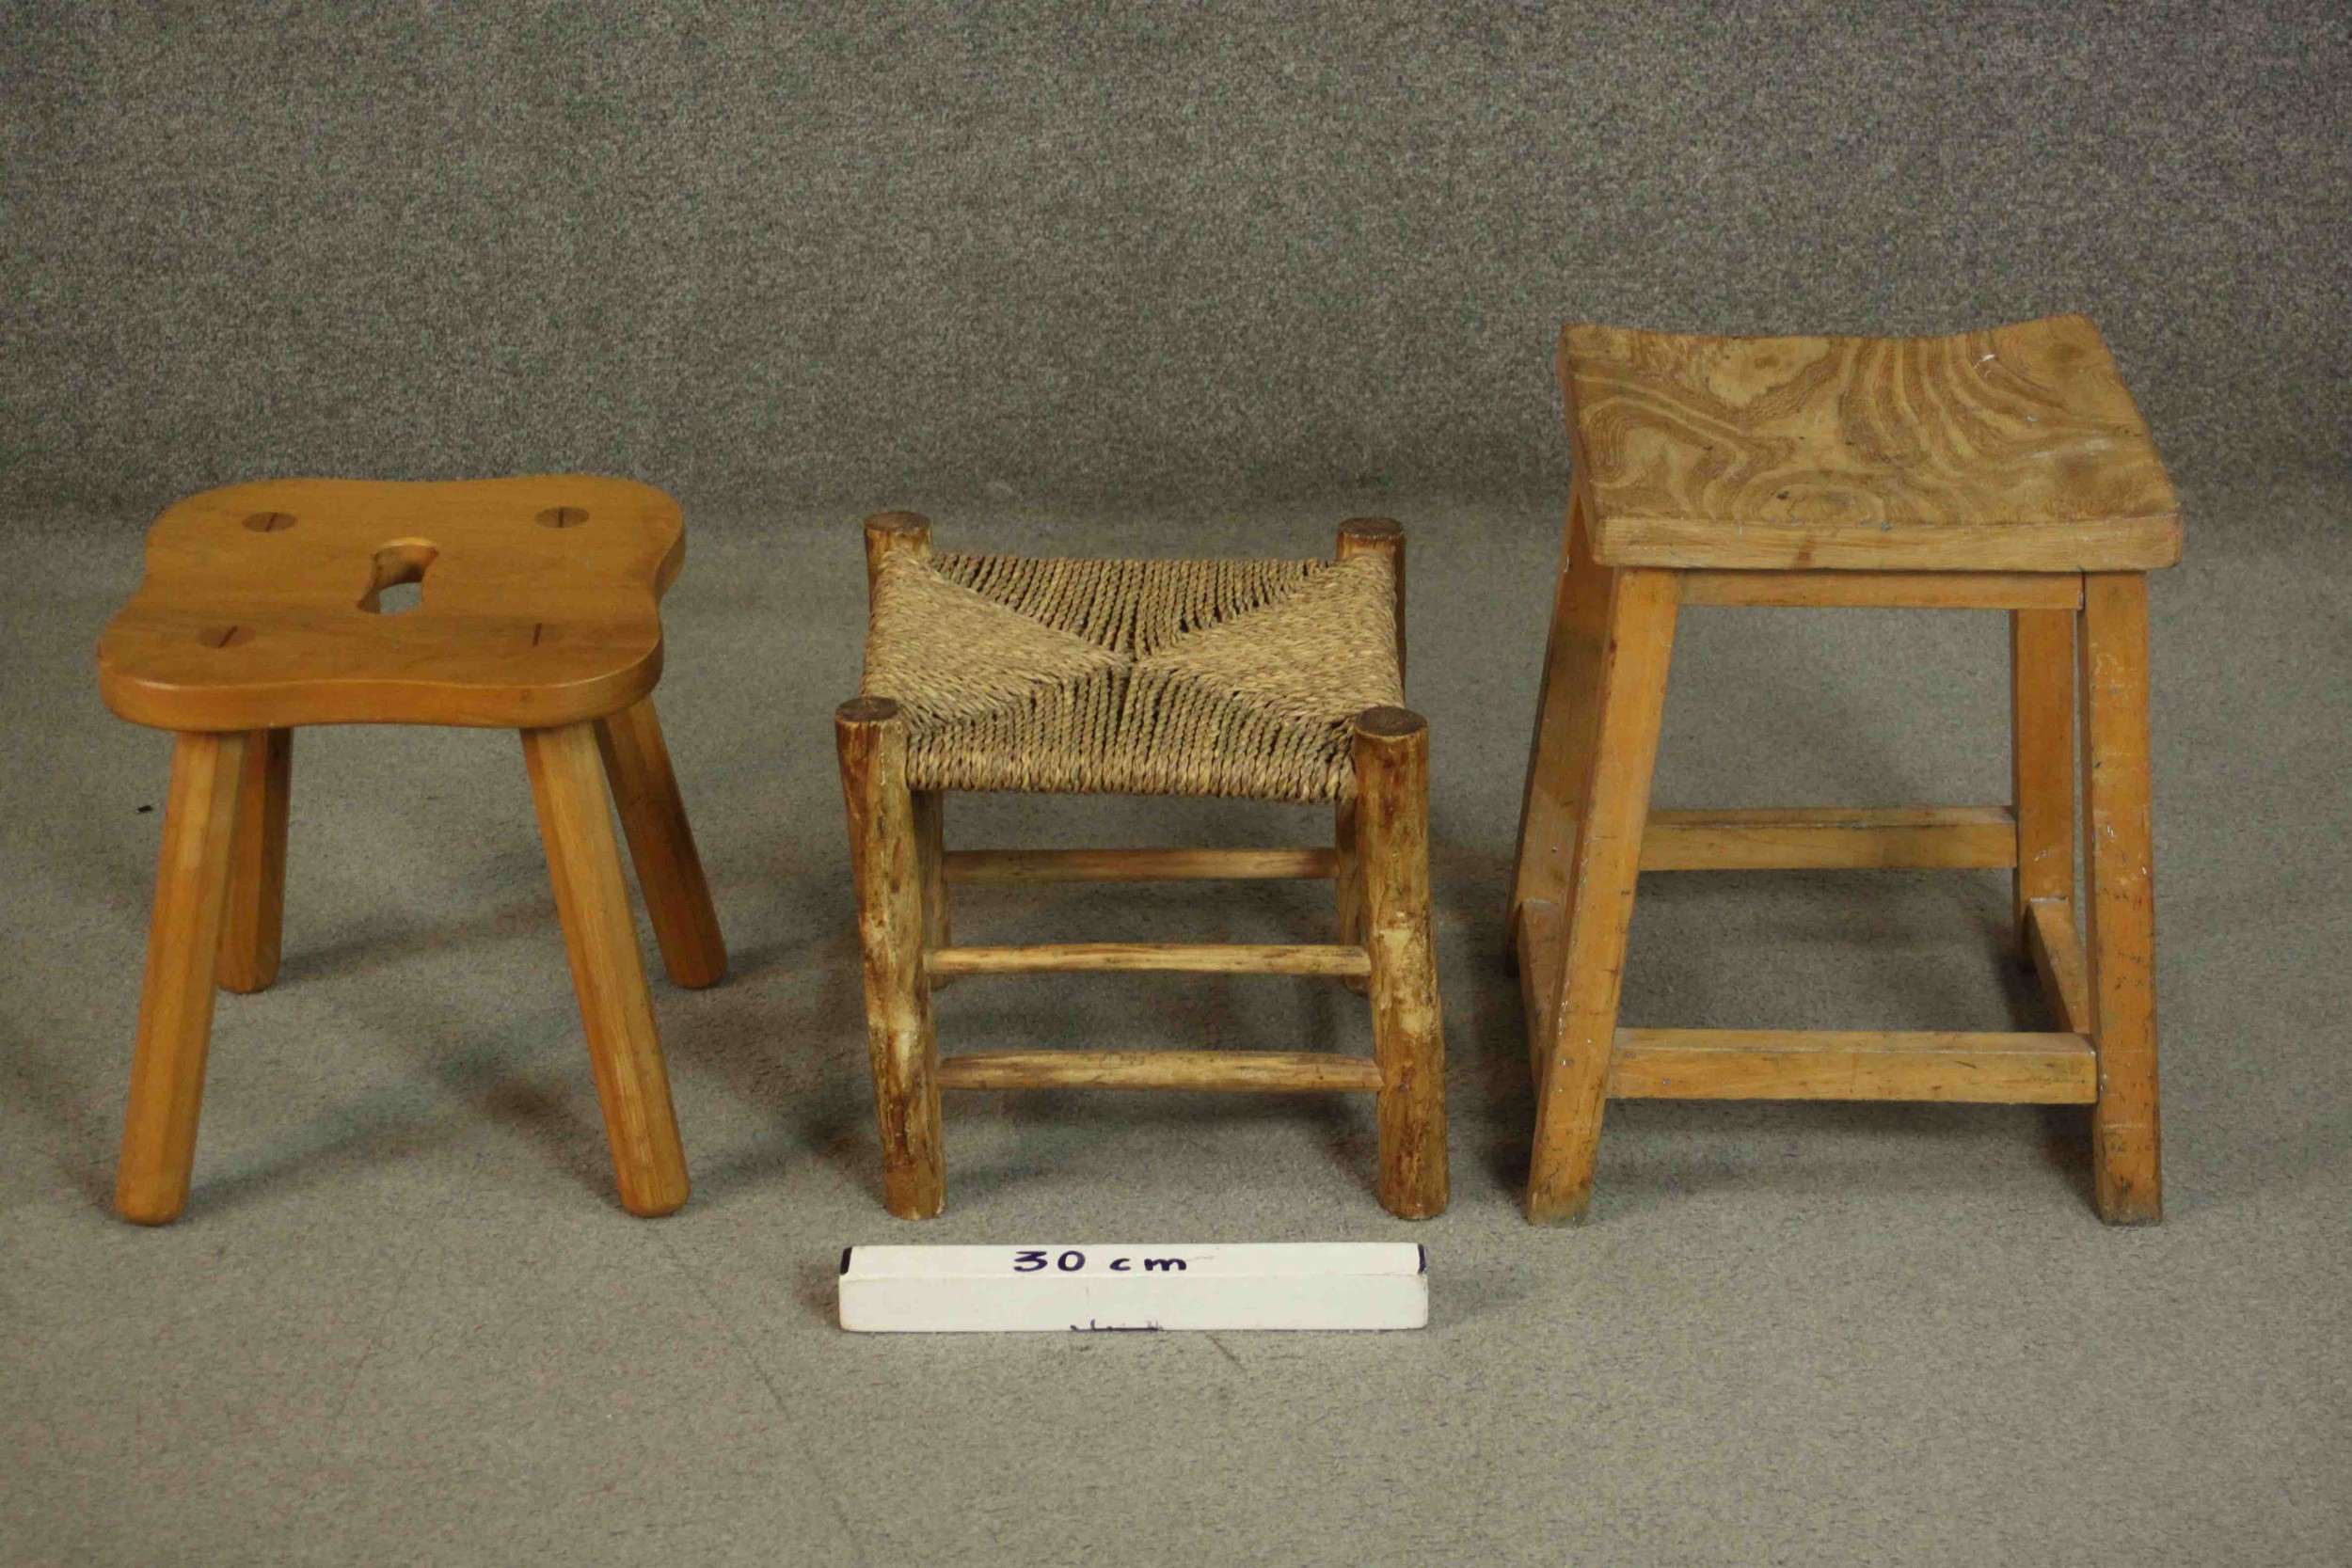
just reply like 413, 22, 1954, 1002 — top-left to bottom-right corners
839, 1243, 1428, 1333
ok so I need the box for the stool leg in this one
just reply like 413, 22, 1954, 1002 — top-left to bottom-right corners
594, 699, 727, 989
2010, 607, 2076, 953
1510, 490, 1613, 972
836, 698, 946, 1218
1355, 708, 1447, 1219
217, 727, 291, 995
118, 731, 249, 1224
2080, 574, 2162, 1224
522, 721, 691, 1218
1525, 567, 1679, 1225
1336, 516, 1404, 998
1333, 794, 1366, 992
913, 788, 951, 970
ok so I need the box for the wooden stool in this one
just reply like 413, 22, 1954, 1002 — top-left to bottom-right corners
1509, 315, 2179, 1225
836, 514, 1447, 1219
97, 476, 725, 1224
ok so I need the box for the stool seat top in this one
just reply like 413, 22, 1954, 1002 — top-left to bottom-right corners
1559, 315, 2180, 572
862, 547, 1403, 803
98, 476, 684, 731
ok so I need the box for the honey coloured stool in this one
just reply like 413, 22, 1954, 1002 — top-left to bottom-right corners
1509, 314, 2178, 1225
837, 514, 1447, 1219
97, 476, 726, 1224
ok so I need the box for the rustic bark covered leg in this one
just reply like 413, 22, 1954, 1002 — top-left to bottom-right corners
1333, 794, 1365, 993
2011, 605, 2076, 956
1509, 489, 1613, 971
523, 721, 691, 1218
1355, 707, 1448, 1218
118, 731, 249, 1224
1525, 567, 1679, 1225
912, 789, 951, 981
2079, 574, 2162, 1224
595, 698, 726, 989
836, 698, 946, 1219
217, 727, 291, 995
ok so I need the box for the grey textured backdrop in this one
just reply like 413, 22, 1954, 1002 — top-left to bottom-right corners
6, 2, 2348, 522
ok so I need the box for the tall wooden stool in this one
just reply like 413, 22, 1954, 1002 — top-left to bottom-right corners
97, 476, 725, 1224
1510, 315, 2179, 1225
836, 514, 1447, 1219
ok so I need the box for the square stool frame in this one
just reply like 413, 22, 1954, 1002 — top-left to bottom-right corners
1508, 484, 2163, 1227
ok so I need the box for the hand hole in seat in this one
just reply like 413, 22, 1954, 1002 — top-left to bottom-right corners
537, 506, 588, 529
359, 540, 439, 615
242, 512, 296, 532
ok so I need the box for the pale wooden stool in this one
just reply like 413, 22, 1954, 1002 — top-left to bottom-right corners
836, 514, 1447, 1219
97, 476, 725, 1223
1510, 315, 2179, 1225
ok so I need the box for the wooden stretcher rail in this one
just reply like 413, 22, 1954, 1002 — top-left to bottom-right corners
1606, 1027, 2098, 1102
944, 847, 1338, 883
926, 942, 1373, 978
1677, 570, 2085, 610
934, 1050, 1382, 1093
1640, 805, 2019, 871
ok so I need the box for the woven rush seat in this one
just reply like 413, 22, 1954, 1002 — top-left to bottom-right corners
860, 548, 1403, 802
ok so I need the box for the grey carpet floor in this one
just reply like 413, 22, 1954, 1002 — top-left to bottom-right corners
3, 480, 2345, 1565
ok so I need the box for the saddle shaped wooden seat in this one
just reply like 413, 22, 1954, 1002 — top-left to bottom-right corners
837, 514, 1447, 1220
98, 476, 724, 1224
1512, 315, 2178, 1225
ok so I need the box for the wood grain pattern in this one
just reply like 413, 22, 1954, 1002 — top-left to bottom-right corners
2079, 574, 2162, 1223
935, 1051, 1382, 1093
216, 727, 292, 994
98, 476, 687, 731
835, 697, 946, 1219
1607, 1028, 2097, 1102
927, 942, 1371, 978
1641, 805, 2017, 871
1525, 567, 1679, 1224
1354, 707, 1448, 1218
595, 699, 726, 990
1559, 316, 2181, 571
940, 847, 1341, 883
523, 721, 691, 1218
116, 731, 248, 1224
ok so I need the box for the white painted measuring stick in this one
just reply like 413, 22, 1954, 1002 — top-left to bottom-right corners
838, 1243, 1428, 1333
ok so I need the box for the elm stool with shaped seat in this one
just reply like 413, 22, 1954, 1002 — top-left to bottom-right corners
98, 476, 726, 1224
1510, 315, 2179, 1225
836, 513, 1447, 1220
